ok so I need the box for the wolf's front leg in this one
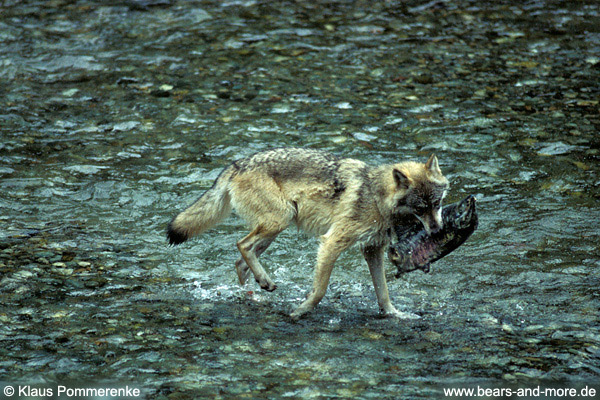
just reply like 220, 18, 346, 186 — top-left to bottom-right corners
362, 244, 420, 319
290, 231, 352, 320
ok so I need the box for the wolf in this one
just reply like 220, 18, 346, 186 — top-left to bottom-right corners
167, 148, 449, 319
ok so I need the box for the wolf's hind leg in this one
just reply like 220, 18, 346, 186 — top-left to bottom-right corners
235, 235, 276, 286
235, 258, 252, 286
237, 227, 282, 291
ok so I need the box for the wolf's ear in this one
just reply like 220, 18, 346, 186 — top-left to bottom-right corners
425, 154, 442, 175
393, 168, 411, 189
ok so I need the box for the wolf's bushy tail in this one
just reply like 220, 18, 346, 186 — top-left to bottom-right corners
167, 169, 233, 245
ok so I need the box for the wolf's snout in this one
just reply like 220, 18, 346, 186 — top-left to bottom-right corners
421, 218, 442, 235
429, 221, 442, 234
416, 209, 444, 235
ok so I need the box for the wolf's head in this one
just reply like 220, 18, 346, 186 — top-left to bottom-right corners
393, 154, 449, 234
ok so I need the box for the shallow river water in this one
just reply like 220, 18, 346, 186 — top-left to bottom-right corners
1, 1, 599, 399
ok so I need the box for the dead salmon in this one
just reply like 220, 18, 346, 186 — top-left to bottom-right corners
389, 195, 478, 277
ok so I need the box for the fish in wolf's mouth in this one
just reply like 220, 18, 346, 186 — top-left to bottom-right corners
389, 195, 478, 277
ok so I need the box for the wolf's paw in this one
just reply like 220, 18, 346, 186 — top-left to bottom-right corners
382, 307, 421, 320
290, 299, 317, 320
256, 278, 277, 292
290, 307, 309, 321
289, 312, 301, 321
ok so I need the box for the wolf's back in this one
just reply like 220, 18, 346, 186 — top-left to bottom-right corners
167, 168, 233, 245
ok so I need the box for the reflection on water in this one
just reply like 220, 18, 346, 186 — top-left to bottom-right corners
1, 0, 598, 398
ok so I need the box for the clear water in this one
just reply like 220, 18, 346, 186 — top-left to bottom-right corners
1, 1, 598, 398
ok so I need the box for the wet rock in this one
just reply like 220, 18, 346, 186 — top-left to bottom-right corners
53, 266, 74, 276
83, 277, 108, 289
64, 278, 85, 289
423, 330, 443, 342
77, 261, 92, 268
501, 323, 516, 335
414, 74, 434, 84
513, 369, 545, 379
151, 86, 173, 98
112, 121, 141, 132
126, 0, 173, 11
536, 142, 582, 156
38, 55, 104, 73
52, 262, 68, 268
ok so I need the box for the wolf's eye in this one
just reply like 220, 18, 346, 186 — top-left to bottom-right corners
414, 204, 428, 215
